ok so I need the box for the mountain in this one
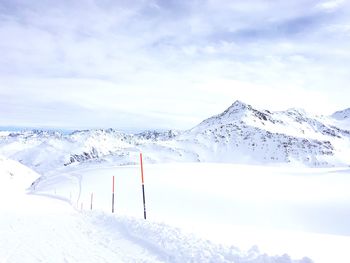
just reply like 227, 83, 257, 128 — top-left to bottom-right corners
1, 100, 350, 172
332, 108, 350, 120
0, 128, 188, 173
330, 108, 350, 130
179, 101, 350, 166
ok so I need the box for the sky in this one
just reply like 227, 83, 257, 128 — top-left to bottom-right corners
0, 0, 350, 131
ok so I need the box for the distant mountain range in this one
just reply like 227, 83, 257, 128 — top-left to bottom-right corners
1, 100, 350, 173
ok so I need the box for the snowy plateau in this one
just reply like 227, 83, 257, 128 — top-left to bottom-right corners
1, 100, 350, 263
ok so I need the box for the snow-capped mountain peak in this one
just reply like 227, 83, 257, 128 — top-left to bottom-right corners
220, 100, 259, 117
195, 100, 271, 130
1, 100, 350, 170
228, 100, 251, 110
185, 100, 350, 166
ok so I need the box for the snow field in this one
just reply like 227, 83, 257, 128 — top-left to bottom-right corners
1, 157, 318, 263
32, 161, 350, 263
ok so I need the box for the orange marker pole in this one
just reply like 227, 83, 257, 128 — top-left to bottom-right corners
140, 153, 147, 220
112, 176, 115, 213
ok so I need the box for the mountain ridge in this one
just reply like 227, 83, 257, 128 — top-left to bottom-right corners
1, 101, 350, 172
332, 108, 350, 120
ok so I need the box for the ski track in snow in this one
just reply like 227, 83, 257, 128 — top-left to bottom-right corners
1, 204, 163, 263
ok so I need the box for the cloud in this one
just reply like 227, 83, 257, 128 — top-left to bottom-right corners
212, 13, 329, 42
316, 0, 345, 11
0, 0, 350, 130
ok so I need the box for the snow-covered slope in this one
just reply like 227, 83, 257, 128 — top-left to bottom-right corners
332, 108, 350, 120
1, 101, 350, 172
1, 157, 317, 263
0, 155, 40, 199
330, 108, 350, 130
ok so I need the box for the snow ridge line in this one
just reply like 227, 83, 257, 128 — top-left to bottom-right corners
87, 212, 313, 263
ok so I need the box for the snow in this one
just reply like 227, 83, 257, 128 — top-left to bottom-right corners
328, 119, 350, 131
1, 156, 325, 263
331, 108, 350, 120
328, 108, 350, 130
1, 101, 350, 171
23, 160, 350, 263
2, 101, 350, 262
0, 156, 162, 262
0, 131, 11, 137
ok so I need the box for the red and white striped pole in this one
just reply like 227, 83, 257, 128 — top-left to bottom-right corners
140, 153, 147, 220
112, 176, 115, 213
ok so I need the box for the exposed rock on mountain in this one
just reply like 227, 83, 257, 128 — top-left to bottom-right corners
1, 100, 350, 172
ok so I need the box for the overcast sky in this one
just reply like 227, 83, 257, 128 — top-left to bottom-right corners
1, 0, 350, 131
